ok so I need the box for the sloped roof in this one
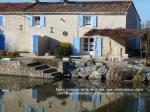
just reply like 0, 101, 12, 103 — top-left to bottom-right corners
0, 3, 32, 12
0, 1, 132, 13
85, 28, 141, 46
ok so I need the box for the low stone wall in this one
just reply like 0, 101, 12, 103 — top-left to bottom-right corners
0, 60, 43, 78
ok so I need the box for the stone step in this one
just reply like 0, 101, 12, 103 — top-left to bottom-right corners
19, 53, 35, 57
70, 56, 81, 61
54, 75, 64, 80
43, 68, 57, 73
51, 72, 62, 77
27, 62, 41, 67
43, 72, 62, 79
53, 72, 63, 80
35, 65, 50, 70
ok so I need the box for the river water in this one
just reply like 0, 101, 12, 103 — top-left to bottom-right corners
0, 76, 149, 112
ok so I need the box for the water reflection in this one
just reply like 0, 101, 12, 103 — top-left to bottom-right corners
0, 76, 149, 112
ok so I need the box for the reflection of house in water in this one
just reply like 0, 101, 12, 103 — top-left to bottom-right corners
0, 76, 54, 91
0, 78, 149, 112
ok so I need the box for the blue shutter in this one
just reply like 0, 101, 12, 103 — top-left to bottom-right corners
32, 89, 37, 99
36, 107, 44, 112
72, 37, 80, 56
33, 35, 38, 54
0, 34, 5, 50
29, 16, 33, 27
92, 93, 101, 105
138, 97, 144, 112
0, 99, 4, 112
71, 89, 79, 103
40, 16, 45, 27
95, 36, 102, 57
0, 16, 3, 26
91, 16, 97, 27
26, 106, 32, 112
79, 16, 84, 27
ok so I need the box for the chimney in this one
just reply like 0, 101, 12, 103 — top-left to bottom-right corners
32, 0, 39, 3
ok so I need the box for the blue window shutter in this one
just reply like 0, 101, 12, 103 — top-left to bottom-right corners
79, 16, 84, 27
92, 93, 101, 105
0, 16, 3, 26
26, 106, 32, 112
32, 89, 37, 99
0, 34, 5, 50
71, 89, 79, 103
91, 16, 97, 27
138, 97, 145, 112
95, 36, 102, 57
36, 107, 44, 112
72, 37, 80, 56
40, 16, 45, 27
29, 16, 33, 27
33, 35, 38, 54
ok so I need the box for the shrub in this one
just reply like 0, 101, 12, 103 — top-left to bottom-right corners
132, 69, 143, 83
107, 64, 124, 82
0, 51, 19, 58
146, 59, 150, 66
55, 42, 71, 59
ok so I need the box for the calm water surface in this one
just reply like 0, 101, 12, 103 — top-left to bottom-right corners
0, 76, 149, 112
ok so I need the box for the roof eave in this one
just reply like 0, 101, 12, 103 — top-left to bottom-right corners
0, 11, 127, 15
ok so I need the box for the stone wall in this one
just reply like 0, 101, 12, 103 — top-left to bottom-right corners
0, 60, 44, 78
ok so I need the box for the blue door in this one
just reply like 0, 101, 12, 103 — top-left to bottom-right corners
72, 37, 80, 56
33, 35, 38, 55
32, 89, 37, 99
0, 34, 5, 50
95, 36, 102, 57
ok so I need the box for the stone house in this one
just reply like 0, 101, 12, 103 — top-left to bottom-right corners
0, 0, 141, 59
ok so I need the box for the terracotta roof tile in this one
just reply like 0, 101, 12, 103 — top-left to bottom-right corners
0, 3, 32, 12
0, 1, 132, 13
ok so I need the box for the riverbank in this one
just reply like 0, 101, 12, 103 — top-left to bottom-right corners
64, 58, 150, 83
0, 57, 150, 83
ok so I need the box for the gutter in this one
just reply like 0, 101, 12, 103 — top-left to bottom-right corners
0, 11, 127, 15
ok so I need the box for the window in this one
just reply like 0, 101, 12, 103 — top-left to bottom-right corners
83, 37, 94, 52
29, 16, 45, 27
33, 16, 40, 26
83, 16, 91, 26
